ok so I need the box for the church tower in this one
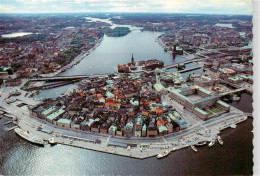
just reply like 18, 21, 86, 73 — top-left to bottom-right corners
156, 72, 161, 84
131, 53, 134, 65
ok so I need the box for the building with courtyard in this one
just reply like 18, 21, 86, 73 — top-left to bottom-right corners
169, 86, 230, 120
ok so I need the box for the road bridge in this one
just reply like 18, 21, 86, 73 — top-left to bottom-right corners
244, 113, 253, 118
220, 88, 246, 97
29, 74, 107, 82
25, 80, 80, 91
29, 57, 207, 82
178, 66, 202, 73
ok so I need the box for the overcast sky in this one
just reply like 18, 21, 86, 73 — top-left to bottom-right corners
0, 0, 253, 15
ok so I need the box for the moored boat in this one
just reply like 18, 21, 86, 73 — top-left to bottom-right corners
157, 151, 170, 159
230, 124, 237, 128
191, 145, 198, 152
208, 140, 215, 148
48, 138, 57, 145
15, 128, 44, 146
195, 141, 207, 147
232, 95, 240, 101
217, 136, 223, 145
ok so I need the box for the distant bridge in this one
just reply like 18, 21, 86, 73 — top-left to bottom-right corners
163, 58, 205, 70
25, 80, 80, 91
29, 57, 207, 82
29, 74, 107, 82
178, 66, 202, 73
244, 113, 253, 118
220, 88, 246, 97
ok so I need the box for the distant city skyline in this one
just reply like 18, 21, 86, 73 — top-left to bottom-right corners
0, 0, 253, 15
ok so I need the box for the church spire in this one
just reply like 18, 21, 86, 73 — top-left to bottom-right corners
131, 53, 134, 65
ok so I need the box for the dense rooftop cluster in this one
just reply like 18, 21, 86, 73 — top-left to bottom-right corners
109, 14, 252, 52
160, 24, 251, 52
30, 72, 188, 137
202, 49, 253, 85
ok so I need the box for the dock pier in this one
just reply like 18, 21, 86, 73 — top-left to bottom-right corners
4, 120, 13, 125
5, 126, 18, 132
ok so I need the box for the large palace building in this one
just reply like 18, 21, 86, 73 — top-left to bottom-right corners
169, 86, 230, 120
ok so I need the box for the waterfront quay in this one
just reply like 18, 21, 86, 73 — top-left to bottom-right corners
0, 69, 249, 159
0, 99, 247, 159
0, 50, 253, 160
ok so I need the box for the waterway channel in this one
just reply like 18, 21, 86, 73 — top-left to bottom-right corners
36, 17, 200, 99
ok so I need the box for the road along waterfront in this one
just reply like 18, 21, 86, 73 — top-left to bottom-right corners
0, 81, 249, 160
0, 92, 253, 175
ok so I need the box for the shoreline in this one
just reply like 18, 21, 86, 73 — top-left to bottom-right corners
40, 36, 104, 78
3, 104, 247, 159
17, 114, 247, 159
0, 74, 250, 159
156, 36, 171, 53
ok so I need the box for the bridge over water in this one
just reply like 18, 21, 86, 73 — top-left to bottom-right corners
30, 74, 107, 82
220, 88, 246, 97
244, 113, 253, 118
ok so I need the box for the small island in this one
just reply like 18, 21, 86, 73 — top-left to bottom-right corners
105, 27, 131, 37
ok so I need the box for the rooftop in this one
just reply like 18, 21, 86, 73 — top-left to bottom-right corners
57, 118, 71, 124
194, 107, 208, 116
46, 108, 65, 121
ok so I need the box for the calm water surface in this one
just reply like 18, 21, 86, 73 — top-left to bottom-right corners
215, 23, 235, 28
36, 18, 187, 99
1, 32, 33, 38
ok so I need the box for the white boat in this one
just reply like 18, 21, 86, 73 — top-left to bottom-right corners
15, 128, 44, 146
230, 124, 237, 129
191, 145, 198, 152
217, 136, 223, 145
208, 140, 215, 148
232, 95, 240, 101
195, 141, 207, 147
157, 151, 170, 159
48, 138, 57, 145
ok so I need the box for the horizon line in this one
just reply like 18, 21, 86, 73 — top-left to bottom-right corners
0, 12, 253, 16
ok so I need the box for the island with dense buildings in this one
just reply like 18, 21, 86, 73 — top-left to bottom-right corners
29, 71, 189, 137
0, 14, 253, 159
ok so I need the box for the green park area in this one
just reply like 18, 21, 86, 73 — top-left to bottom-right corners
210, 106, 223, 114
105, 27, 131, 37
204, 109, 213, 116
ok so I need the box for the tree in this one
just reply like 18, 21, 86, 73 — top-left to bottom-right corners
7, 69, 13, 75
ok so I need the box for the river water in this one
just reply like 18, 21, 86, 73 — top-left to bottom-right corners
0, 17, 253, 175
1, 32, 33, 38
36, 17, 192, 99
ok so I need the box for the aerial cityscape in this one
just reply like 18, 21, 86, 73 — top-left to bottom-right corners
0, 0, 254, 175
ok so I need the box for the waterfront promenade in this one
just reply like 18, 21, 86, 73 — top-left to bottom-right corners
0, 88, 247, 159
